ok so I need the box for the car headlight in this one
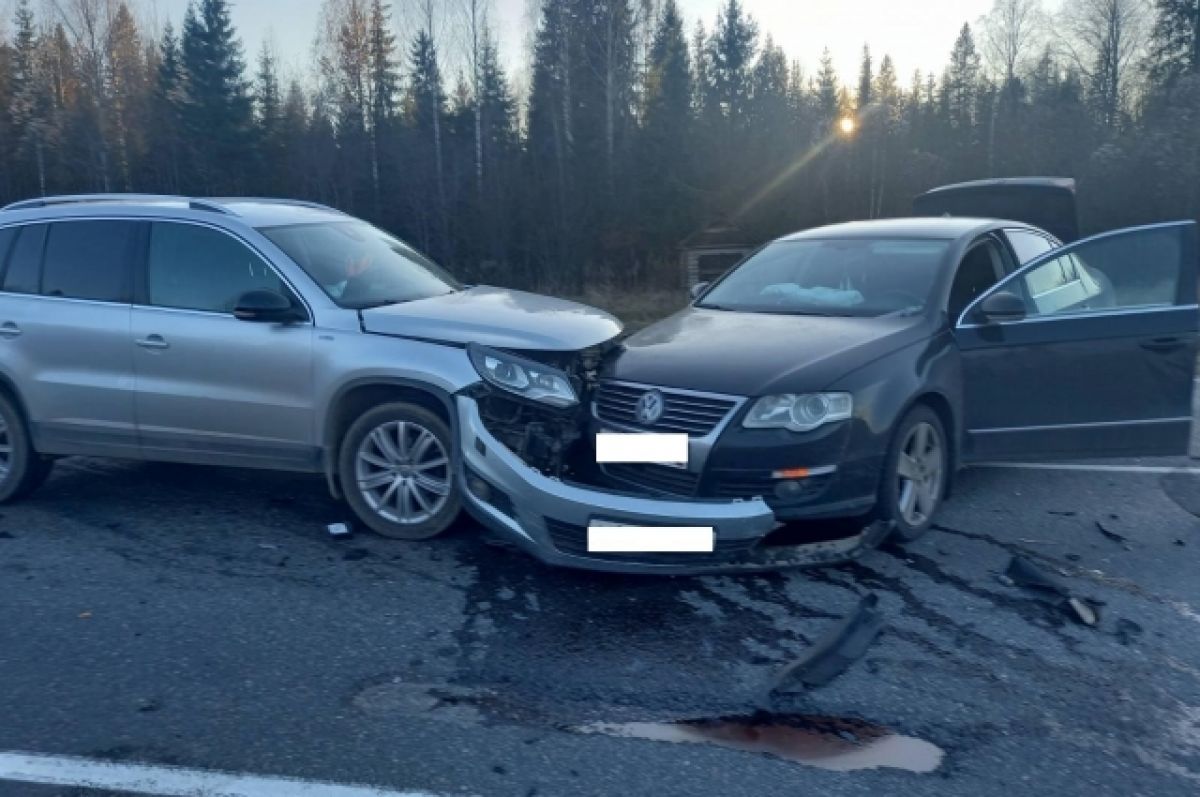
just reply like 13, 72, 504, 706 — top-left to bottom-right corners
743, 393, 853, 432
468, 344, 578, 408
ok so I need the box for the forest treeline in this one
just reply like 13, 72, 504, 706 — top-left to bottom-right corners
0, 0, 1198, 292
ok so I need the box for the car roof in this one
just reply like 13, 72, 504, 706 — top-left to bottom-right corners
777, 216, 1018, 242
0, 194, 347, 228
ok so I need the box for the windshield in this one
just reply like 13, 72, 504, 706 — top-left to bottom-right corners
259, 221, 461, 309
697, 238, 951, 317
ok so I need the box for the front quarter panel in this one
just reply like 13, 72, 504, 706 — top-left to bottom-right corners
313, 332, 481, 443
828, 329, 962, 466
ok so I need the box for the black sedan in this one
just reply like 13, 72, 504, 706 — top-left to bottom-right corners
595, 215, 1198, 543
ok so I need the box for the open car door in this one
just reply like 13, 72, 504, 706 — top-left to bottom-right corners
956, 221, 1198, 461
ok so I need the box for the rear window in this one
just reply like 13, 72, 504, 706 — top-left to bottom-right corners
1005, 229, 1057, 265
42, 221, 138, 302
2, 224, 47, 295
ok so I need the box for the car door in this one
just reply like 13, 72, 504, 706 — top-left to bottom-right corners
131, 220, 318, 470
956, 221, 1198, 461
0, 220, 140, 457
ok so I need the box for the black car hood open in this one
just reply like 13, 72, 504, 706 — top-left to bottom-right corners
604, 306, 929, 396
360, 286, 623, 351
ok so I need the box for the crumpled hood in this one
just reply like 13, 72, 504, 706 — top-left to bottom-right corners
360, 286, 623, 351
604, 306, 928, 396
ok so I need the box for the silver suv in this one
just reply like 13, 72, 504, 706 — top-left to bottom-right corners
0, 195, 774, 573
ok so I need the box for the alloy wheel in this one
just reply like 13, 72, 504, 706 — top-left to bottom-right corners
895, 421, 942, 527
354, 420, 452, 525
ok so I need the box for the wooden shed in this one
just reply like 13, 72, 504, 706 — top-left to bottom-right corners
680, 221, 754, 288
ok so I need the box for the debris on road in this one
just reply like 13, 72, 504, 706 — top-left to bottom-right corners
327, 522, 352, 537
1115, 618, 1144, 645
768, 594, 884, 695
1004, 556, 1101, 627
1095, 521, 1131, 549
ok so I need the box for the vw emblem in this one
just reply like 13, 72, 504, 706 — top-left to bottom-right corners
635, 390, 665, 425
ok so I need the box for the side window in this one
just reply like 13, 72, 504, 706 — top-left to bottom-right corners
949, 239, 1005, 321
1016, 226, 1184, 317
3, 224, 48, 295
0, 227, 16, 273
147, 223, 287, 313
1005, 229, 1056, 265
43, 221, 138, 302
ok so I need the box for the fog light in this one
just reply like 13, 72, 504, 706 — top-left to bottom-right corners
772, 467, 811, 479
775, 480, 807, 500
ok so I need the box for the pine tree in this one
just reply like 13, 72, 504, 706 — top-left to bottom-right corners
815, 47, 840, 125
149, 24, 185, 192
180, 0, 255, 194
407, 28, 448, 258
857, 44, 873, 110
107, 4, 146, 192
10, 0, 56, 196
640, 0, 693, 258
1149, 0, 1200, 81
255, 43, 284, 193
0, 38, 14, 200
367, 0, 398, 213
705, 0, 758, 126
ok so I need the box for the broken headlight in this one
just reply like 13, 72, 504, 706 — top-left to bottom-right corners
468, 343, 579, 408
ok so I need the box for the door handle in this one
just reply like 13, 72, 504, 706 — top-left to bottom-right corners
136, 335, 170, 350
1140, 337, 1186, 352
0, 322, 21, 339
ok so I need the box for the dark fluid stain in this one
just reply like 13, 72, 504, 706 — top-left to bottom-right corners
576, 713, 943, 773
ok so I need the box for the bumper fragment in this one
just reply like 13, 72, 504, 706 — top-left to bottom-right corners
456, 395, 888, 574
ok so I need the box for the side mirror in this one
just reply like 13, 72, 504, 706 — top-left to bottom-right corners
974, 290, 1026, 324
689, 281, 710, 300
234, 290, 303, 323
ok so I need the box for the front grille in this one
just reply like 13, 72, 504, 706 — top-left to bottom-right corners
602, 462, 700, 497
594, 381, 738, 436
544, 518, 758, 565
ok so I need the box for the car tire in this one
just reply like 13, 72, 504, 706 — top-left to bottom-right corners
0, 392, 54, 504
338, 402, 461, 541
875, 404, 947, 543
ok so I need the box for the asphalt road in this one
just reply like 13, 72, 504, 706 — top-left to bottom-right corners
2, 451, 1200, 796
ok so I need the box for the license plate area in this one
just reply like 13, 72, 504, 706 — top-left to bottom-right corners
587, 520, 715, 553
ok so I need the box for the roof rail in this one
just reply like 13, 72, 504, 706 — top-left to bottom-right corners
187, 199, 234, 215
1, 194, 186, 212
207, 197, 344, 214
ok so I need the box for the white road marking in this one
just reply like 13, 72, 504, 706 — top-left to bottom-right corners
973, 462, 1200, 475
595, 433, 688, 465
0, 751, 451, 797
587, 525, 714, 553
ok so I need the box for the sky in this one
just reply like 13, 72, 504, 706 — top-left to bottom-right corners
10, 0, 1003, 90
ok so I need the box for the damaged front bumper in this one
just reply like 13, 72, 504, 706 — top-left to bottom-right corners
456, 395, 889, 575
